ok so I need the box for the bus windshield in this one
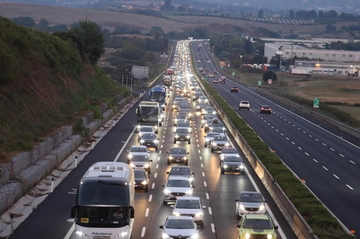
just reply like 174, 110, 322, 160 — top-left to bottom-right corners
150, 91, 166, 103
76, 206, 131, 227
139, 107, 159, 121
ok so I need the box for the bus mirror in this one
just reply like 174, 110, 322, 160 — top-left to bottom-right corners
71, 205, 76, 218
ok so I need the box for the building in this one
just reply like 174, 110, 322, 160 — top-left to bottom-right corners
131, 66, 149, 79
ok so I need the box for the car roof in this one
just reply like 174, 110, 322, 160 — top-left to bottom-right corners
167, 176, 192, 180
175, 196, 200, 201
166, 215, 194, 220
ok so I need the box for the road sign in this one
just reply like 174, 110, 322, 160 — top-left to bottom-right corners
313, 98, 320, 108
258, 80, 262, 86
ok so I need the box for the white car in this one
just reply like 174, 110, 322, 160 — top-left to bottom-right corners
235, 191, 267, 220
163, 176, 194, 204
211, 135, 230, 153
127, 145, 150, 159
219, 147, 240, 161
175, 121, 192, 134
239, 100, 250, 110
137, 125, 156, 141
204, 132, 220, 147
171, 196, 206, 228
159, 215, 199, 239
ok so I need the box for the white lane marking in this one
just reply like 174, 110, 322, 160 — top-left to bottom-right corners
339, 154, 345, 158
198, 150, 201, 153
206, 193, 209, 200
204, 181, 207, 187
286, 137, 289, 140
322, 143, 327, 146
313, 158, 318, 163
202, 172, 205, 177
211, 223, 215, 233
141, 227, 146, 237
199, 156, 202, 160
152, 183, 155, 189
333, 174, 340, 179
201, 163, 204, 168
154, 173, 157, 178
315, 138, 319, 141
145, 208, 149, 217
349, 160, 355, 164
208, 207, 212, 215
197, 144, 200, 147
346, 184, 354, 190
149, 195, 152, 202
298, 147, 302, 150
305, 152, 309, 156
309, 134, 313, 138
330, 148, 335, 151
156, 164, 159, 169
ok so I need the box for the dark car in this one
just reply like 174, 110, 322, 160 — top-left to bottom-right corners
139, 133, 159, 150
231, 86, 239, 93
174, 128, 191, 144
134, 168, 150, 192
220, 156, 245, 174
166, 166, 194, 183
167, 147, 189, 165
260, 105, 272, 114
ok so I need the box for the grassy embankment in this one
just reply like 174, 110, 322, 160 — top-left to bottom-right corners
0, 17, 129, 162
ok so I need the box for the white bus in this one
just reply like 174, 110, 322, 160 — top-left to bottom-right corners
71, 162, 135, 239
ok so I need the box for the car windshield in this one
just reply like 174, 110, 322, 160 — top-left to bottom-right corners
130, 147, 147, 152
242, 101, 249, 104
170, 167, 191, 175
134, 170, 147, 178
176, 199, 200, 209
142, 134, 156, 139
240, 193, 264, 202
176, 129, 188, 134
166, 179, 191, 187
165, 219, 195, 229
207, 133, 218, 138
177, 123, 189, 127
176, 114, 187, 119
169, 148, 186, 154
224, 157, 242, 162
222, 148, 238, 154
214, 136, 226, 141
243, 219, 272, 229
131, 156, 148, 161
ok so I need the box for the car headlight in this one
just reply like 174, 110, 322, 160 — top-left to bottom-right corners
164, 189, 171, 194
212, 111, 216, 114
210, 127, 213, 130
137, 125, 141, 130
173, 211, 181, 216
129, 163, 135, 167
245, 233, 251, 239
225, 143, 230, 147
128, 154, 133, 159
175, 135, 179, 138
154, 126, 158, 130
140, 139, 145, 143
186, 135, 190, 138
185, 189, 193, 195
190, 233, 199, 239
153, 140, 158, 143
223, 164, 228, 168
141, 180, 148, 185
76, 231, 85, 236
239, 204, 245, 210
267, 234, 273, 239
175, 119, 178, 122
143, 163, 150, 168
162, 232, 170, 239
222, 127, 225, 130
139, 132, 143, 137
239, 164, 244, 169
259, 204, 265, 211
220, 155, 225, 159
183, 157, 187, 160
205, 138, 210, 142
212, 142, 217, 146
168, 156, 173, 159
195, 212, 203, 217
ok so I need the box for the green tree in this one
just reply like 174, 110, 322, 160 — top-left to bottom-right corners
262, 70, 277, 82
56, 20, 104, 64
148, 26, 165, 38
12, 17, 35, 28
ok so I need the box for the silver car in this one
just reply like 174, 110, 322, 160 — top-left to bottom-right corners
235, 191, 266, 220
171, 196, 206, 228
211, 135, 230, 153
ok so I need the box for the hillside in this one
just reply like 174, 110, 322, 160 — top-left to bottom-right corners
0, 16, 127, 162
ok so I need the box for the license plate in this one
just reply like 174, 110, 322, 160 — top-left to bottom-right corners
176, 159, 180, 162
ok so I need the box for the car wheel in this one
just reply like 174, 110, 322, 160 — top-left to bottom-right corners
173, 139, 176, 143
188, 140, 191, 144
167, 160, 170, 165
185, 162, 188, 166
221, 169, 224, 174
211, 148, 214, 153
145, 186, 149, 193
199, 221, 204, 228
237, 214, 240, 220
163, 200, 167, 205
238, 107, 241, 110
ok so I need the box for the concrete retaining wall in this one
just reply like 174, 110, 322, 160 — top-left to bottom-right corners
0, 95, 128, 216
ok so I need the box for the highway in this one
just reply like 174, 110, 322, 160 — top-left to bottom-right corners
192, 41, 360, 237
7, 40, 298, 239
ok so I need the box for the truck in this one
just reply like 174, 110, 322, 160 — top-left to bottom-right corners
163, 75, 172, 88
71, 162, 135, 239
149, 85, 167, 110
291, 68, 311, 75
136, 101, 162, 129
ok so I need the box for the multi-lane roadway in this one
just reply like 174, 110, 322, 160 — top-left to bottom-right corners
192, 40, 360, 238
